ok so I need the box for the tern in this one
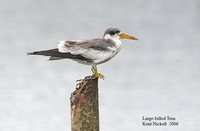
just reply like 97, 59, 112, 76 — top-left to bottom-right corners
28, 27, 138, 79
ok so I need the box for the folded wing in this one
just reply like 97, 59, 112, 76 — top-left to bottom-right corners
58, 39, 115, 61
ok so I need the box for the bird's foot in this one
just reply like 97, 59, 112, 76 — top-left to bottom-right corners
91, 65, 105, 80
94, 72, 105, 80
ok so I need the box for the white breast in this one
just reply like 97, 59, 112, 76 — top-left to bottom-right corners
84, 34, 122, 64
82, 48, 116, 65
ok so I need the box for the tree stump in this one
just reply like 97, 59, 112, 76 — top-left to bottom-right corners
70, 76, 99, 131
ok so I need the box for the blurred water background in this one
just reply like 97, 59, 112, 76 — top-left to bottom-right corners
0, 0, 200, 131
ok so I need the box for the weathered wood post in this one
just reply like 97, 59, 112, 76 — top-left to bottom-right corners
70, 76, 99, 131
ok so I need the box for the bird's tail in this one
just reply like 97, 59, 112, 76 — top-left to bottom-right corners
27, 48, 91, 62
27, 48, 58, 56
27, 48, 65, 60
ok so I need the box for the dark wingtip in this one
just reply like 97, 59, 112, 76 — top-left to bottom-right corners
48, 56, 63, 61
27, 52, 34, 55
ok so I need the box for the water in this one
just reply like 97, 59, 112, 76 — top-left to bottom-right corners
0, 0, 200, 131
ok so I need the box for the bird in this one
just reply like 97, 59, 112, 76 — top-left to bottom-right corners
27, 27, 138, 79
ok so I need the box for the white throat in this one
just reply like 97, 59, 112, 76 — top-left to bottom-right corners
104, 34, 122, 49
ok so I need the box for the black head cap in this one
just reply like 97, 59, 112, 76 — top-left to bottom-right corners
103, 27, 121, 37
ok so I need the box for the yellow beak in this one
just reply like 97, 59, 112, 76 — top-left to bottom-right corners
119, 32, 138, 40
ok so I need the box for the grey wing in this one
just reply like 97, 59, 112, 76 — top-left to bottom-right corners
58, 39, 114, 59
86, 39, 114, 51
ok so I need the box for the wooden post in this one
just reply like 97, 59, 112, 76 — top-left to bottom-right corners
70, 76, 99, 131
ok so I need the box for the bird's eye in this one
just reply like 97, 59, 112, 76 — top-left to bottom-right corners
115, 31, 120, 34
110, 31, 115, 35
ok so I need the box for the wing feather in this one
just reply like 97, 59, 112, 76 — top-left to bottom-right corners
27, 48, 92, 62
58, 39, 115, 60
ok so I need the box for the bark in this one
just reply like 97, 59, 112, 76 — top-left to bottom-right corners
70, 76, 99, 131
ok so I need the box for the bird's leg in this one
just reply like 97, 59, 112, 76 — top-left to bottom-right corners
91, 65, 104, 79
